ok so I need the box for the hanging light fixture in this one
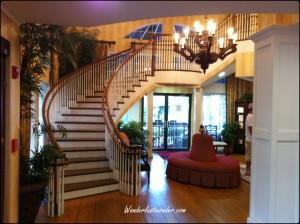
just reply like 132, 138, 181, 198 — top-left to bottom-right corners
173, 16, 237, 74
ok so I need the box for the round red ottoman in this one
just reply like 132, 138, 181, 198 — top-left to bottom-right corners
166, 152, 241, 188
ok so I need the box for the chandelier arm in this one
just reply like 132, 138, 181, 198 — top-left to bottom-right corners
174, 43, 196, 62
219, 44, 237, 60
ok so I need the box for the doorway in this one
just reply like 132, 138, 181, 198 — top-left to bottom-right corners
151, 93, 191, 151
1, 36, 9, 223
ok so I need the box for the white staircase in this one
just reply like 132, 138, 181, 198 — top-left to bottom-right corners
54, 92, 118, 200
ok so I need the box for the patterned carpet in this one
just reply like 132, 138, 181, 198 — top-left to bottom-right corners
155, 151, 178, 160
241, 174, 251, 183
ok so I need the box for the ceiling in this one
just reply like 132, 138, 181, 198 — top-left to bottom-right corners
1, 1, 298, 83
2, 1, 299, 27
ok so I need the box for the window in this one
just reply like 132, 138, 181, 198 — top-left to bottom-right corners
174, 24, 195, 35
202, 79, 226, 138
30, 82, 50, 158
125, 23, 162, 40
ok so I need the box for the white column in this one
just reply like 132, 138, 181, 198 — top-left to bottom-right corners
193, 88, 202, 135
147, 91, 154, 158
248, 23, 299, 223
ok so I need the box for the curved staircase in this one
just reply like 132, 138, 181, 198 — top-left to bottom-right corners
53, 91, 118, 199
43, 14, 258, 201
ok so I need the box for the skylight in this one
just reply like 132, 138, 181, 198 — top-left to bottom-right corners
125, 23, 162, 40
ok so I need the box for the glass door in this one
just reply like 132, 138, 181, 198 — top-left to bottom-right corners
152, 94, 191, 151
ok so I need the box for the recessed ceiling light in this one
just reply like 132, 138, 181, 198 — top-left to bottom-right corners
219, 72, 225, 77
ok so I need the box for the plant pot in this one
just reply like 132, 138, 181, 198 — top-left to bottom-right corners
224, 145, 234, 155
19, 181, 48, 223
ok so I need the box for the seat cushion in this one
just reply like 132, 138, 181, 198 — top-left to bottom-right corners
189, 134, 217, 162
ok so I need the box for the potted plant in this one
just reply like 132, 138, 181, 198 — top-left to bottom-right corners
117, 120, 150, 147
19, 122, 67, 223
220, 122, 242, 155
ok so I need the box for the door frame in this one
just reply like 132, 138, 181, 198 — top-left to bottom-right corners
1, 36, 9, 223
143, 93, 192, 151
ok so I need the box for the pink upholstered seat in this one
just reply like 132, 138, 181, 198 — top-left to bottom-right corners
189, 133, 217, 162
166, 134, 241, 188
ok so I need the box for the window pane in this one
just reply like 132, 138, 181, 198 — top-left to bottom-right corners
125, 23, 163, 40
202, 93, 226, 138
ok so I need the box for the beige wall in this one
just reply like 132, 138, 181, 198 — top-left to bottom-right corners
258, 14, 299, 30
1, 12, 21, 223
90, 14, 229, 53
90, 14, 298, 54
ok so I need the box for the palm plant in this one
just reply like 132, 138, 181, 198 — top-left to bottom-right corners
118, 120, 150, 147
19, 22, 99, 223
19, 122, 67, 185
58, 27, 99, 78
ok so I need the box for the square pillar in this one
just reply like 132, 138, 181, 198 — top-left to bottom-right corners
248, 23, 299, 223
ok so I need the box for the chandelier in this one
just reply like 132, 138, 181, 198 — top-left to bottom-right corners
173, 17, 237, 74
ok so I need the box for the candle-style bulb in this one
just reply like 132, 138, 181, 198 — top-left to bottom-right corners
180, 37, 185, 48
219, 37, 224, 48
228, 27, 234, 39
174, 33, 179, 44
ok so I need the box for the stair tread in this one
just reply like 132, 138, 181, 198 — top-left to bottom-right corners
64, 178, 118, 192
68, 157, 108, 163
56, 137, 105, 141
63, 129, 105, 132
85, 96, 102, 98
61, 114, 103, 117
68, 107, 101, 110
65, 167, 112, 176
62, 147, 106, 151
76, 101, 102, 103
55, 121, 105, 124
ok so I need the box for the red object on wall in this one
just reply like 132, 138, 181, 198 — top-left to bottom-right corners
12, 65, 19, 79
12, 139, 18, 152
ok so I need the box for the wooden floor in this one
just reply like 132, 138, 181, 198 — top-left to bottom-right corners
35, 153, 250, 223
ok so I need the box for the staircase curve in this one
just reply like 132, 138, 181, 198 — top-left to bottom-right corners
42, 44, 137, 199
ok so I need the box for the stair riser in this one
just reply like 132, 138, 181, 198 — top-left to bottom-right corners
64, 183, 119, 200
66, 160, 109, 170
76, 95, 103, 102
65, 108, 102, 115
55, 123, 105, 130
64, 150, 106, 158
55, 131, 105, 139
83, 98, 103, 103
58, 116, 104, 123
65, 172, 114, 184
70, 102, 102, 109
77, 90, 103, 98
58, 141, 105, 148
90, 92, 103, 97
